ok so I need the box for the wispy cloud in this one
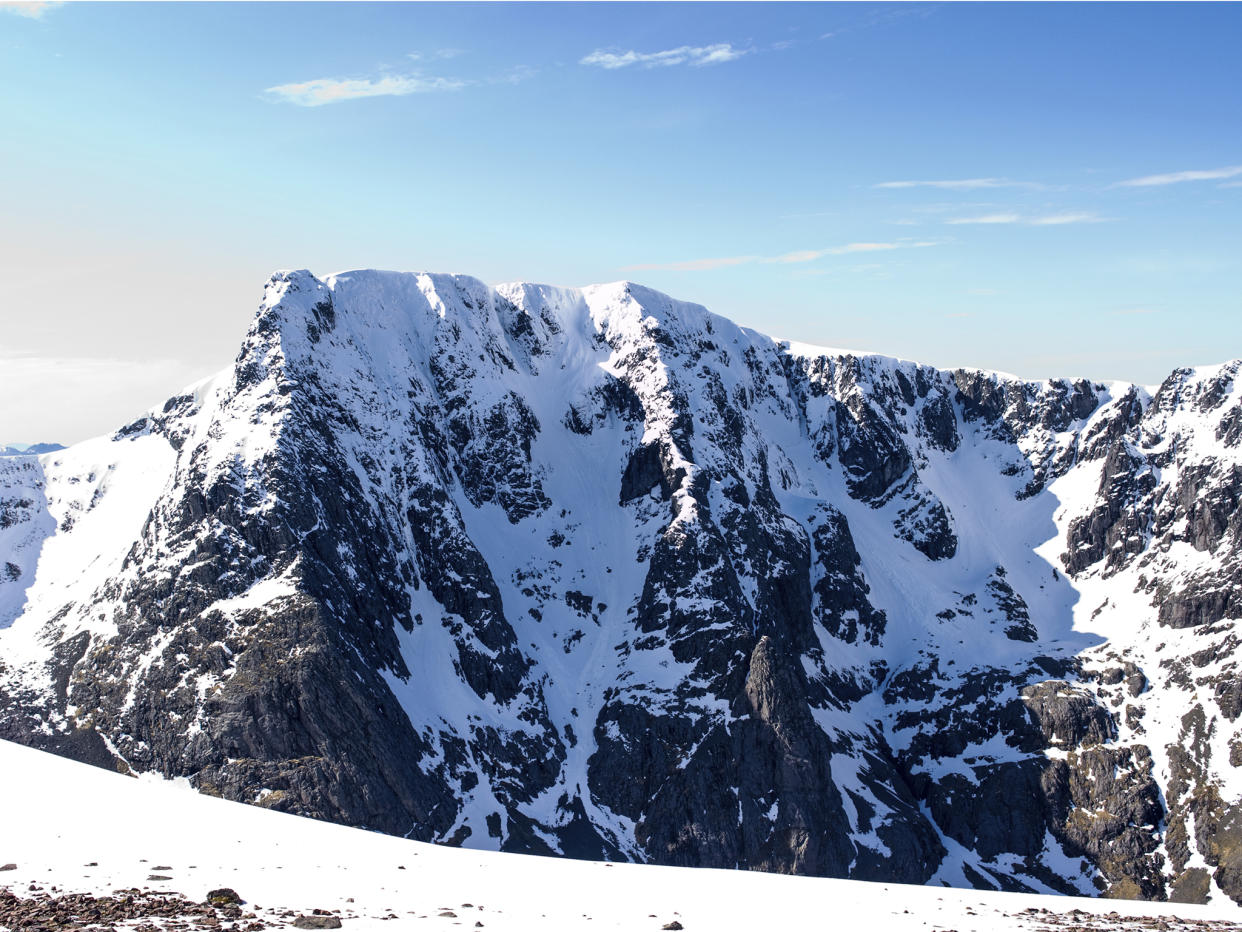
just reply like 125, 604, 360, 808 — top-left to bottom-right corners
909, 201, 1003, 215
0, 0, 61, 18
945, 213, 1022, 225
1115, 165, 1242, 187
492, 65, 538, 86
580, 43, 748, 70
1029, 211, 1103, 225
774, 241, 938, 262
821, 4, 936, 42
875, 178, 1046, 191
793, 262, 893, 279
622, 240, 938, 272
265, 73, 467, 107
408, 49, 465, 62
946, 211, 1104, 226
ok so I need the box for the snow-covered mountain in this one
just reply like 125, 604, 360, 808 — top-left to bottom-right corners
2, 269, 1241, 905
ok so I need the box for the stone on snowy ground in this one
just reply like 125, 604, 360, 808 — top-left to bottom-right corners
292, 914, 342, 929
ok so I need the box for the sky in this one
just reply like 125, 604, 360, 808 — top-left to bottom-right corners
1, 1, 1240, 444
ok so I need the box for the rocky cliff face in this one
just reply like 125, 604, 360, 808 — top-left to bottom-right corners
3, 269, 1242, 904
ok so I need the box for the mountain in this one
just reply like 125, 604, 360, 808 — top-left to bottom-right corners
0, 443, 65, 457
2, 268, 1241, 905
6, 737, 1241, 932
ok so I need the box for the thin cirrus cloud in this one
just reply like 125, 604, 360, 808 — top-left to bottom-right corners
946, 212, 1103, 226
265, 74, 467, 107
0, 0, 61, 17
580, 43, 748, 70
1114, 165, 1242, 187
875, 178, 1046, 191
945, 213, 1022, 225
408, 49, 465, 62
622, 240, 938, 272
1029, 211, 1103, 225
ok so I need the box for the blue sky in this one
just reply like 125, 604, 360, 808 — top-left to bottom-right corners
2, 1, 1240, 442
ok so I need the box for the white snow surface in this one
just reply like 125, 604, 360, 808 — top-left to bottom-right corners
2, 738, 1239, 931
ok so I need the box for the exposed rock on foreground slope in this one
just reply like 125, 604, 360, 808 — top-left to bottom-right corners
2, 269, 1242, 904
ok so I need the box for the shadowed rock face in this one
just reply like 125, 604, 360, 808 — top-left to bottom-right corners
4, 270, 1242, 904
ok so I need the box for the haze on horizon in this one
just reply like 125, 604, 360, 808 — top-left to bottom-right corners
1, 1, 1239, 444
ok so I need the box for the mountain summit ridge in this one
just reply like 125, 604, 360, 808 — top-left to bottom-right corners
3, 268, 1242, 905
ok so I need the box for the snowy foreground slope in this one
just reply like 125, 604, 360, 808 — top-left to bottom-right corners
4, 269, 1242, 905
4, 738, 1241, 931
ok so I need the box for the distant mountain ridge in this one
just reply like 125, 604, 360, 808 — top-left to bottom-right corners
2, 268, 1241, 905
0, 443, 65, 457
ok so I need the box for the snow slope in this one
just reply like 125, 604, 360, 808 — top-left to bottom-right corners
2, 738, 1239, 931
